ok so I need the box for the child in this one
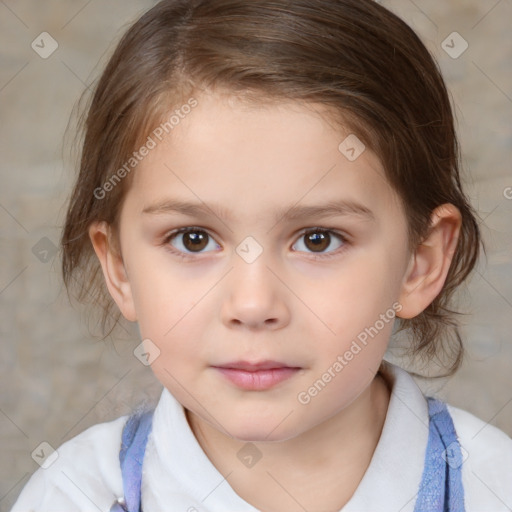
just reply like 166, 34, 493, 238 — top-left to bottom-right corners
11, 0, 512, 511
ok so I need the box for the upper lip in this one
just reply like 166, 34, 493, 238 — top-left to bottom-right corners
213, 360, 299, 371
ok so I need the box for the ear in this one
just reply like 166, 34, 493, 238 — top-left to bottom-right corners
88, 221, 137, 322
397, 203, 462, 319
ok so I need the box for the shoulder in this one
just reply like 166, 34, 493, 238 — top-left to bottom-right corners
447, 403, 512, 510
447, 402, 512, 458
11, 415, 128, 512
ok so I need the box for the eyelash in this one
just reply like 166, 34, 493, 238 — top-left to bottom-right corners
162, 226, 350, 261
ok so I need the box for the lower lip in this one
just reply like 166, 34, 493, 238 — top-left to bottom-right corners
214, 367, 301, 390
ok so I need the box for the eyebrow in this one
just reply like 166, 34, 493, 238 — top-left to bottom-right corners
142, 198, 375, 223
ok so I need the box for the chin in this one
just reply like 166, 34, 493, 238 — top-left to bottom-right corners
232, 430, 292, 443
227, 418, 301, 443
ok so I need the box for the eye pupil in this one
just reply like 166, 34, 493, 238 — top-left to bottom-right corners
306, 231, 330, 252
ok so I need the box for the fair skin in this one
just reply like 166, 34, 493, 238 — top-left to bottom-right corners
90, 90, 461, 512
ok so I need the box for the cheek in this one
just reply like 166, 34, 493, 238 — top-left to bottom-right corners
297, 248, 403, 340
128, 272, 210, 370
127, 245, 203, 327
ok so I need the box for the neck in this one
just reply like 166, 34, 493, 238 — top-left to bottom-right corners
185, 372, 391, 511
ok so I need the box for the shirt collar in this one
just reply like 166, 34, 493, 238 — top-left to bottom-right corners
342, 359, 430, 512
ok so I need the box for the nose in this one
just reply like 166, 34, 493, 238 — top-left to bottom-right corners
221, 254, 291, 331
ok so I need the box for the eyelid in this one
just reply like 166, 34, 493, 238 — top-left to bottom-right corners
298, 227, 350, 241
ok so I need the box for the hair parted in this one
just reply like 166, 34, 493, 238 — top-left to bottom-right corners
61, 0, 482, 377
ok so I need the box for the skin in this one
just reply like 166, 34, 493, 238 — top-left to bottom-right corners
90, 89, 462, 511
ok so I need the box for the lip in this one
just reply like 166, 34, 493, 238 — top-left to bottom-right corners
212, 360, 302, 391
214, 360, 295, 371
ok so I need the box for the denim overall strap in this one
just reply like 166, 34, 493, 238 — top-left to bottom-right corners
110, 410, 155, 512
414, 397, 466, 512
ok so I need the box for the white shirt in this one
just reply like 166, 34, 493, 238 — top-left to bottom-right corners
11, 360, 512, 512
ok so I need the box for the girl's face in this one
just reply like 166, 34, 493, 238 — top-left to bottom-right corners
111, 91, 412, 441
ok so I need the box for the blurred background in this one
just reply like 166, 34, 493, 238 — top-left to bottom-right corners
1, 0, 511, 509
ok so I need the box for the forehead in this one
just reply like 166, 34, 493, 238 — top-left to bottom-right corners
125, 91, 401, 223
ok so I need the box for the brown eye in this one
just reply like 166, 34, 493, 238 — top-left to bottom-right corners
293, 229, 346, 256
304, 231, 331, 252
167, 228, 219, 254
182, 230, 208, 251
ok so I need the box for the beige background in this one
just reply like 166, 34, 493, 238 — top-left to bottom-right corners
1, 0, 511, 509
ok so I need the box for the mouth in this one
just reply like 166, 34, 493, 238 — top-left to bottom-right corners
214, 360, 298, 371
212, 360, 302, 391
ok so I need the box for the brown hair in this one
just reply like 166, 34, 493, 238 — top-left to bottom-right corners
61, 0, 482, 377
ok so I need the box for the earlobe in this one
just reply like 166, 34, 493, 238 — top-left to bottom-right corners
397, 204, 461, 319
88, 221, 137, 322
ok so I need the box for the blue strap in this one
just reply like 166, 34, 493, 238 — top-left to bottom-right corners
414, 397, 466, 512
110, 410, 155, 512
